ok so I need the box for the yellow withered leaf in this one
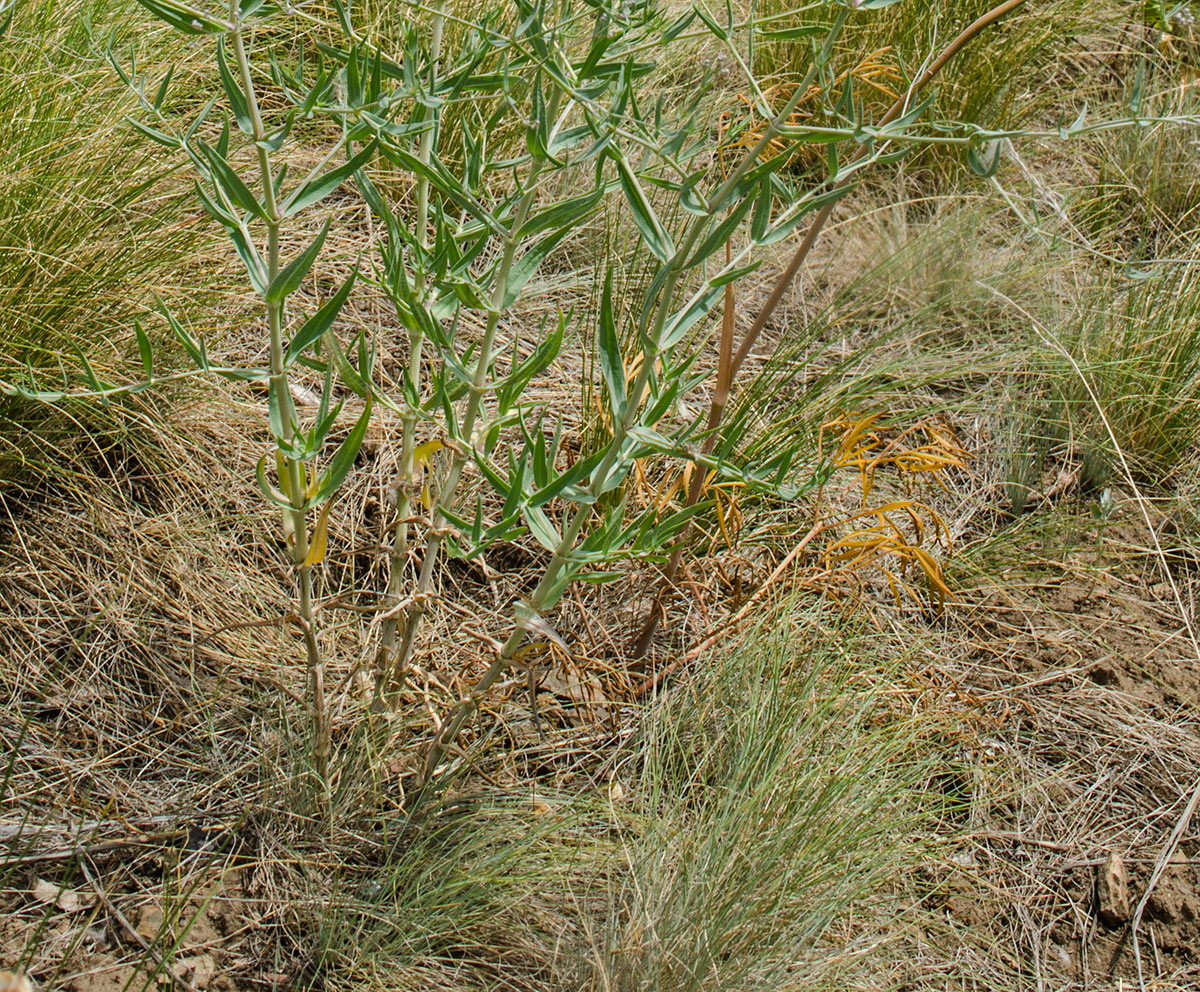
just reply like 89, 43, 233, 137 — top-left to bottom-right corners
303, 499, 334, 568
413, 438, 445, 471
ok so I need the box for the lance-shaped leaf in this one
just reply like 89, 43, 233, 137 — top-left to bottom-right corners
267, 218, 330, 304
502, 224, 573, 309
311, 397, 372, 505
377, 138, 504, 237
197, 140, 268, 221
285, 268, 357, 364
967, 139, 1004, 178
597, 270, 626, 420
658, 280, 724, 351
161, 304, 208, 369
755, 23, 824, 39
497, 316, 564, 415
255, 452, 296, 508
134, 320, 154, 379
685, 192, 756, 270
134, 0, 232, 34
750, 175, 773, 242
1, 382, 66, 403
523, 504, 563, 553
475, 449, 515, 505
229, 225, 268, 295
267, 375, 289, 444
129, 118, 181, 149
323, 330, 372, 400
73, 345, 110, 399
515, 187, 605, 240
282, 140, 378, 217
662, 9, 695, 41
527, 446, 609, 508
151, 66, 174, 110
610, 150, 674, 263
758, 185, 854, 246
302, 498, 334, 567
216, 39, 254, 136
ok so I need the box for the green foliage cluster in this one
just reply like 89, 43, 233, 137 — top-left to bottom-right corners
50, 0, 1043, 791
7, 0, 1199, 799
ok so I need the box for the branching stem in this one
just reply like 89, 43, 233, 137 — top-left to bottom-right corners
630, 0, 1029, 659
373, 1, 448, 706
412, 15, 853, 783
230, 3, 328, 790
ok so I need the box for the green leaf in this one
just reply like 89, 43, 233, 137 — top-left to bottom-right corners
516, 187, 604, 240
229, 225, 268, 294
285, 268, 357, 364
128, 117, 180, 148
527, 447, 608, 507
153, 67, 175, 110
73, 345, 108, 396
312, 397, 372, 504
967, 139, 1003, 178
1, 383, 66, 404
324, 329, 370, 398
659, 280, 724, 350
611, 151, 674, 263
662, 10, 696, 42
755, 23, 825, 39
217, 39, 254, 136
267, 218, 330, 304
134, 0, 232, 34
708, 259, 762, 288
597, 269, 625, 420
134, 320, 154, 378
255, 452, 296, 508
574, 570, 625, 585
502, 224, 573, 309
692, 4, 728, 40
476, 450, 514, 503
197, 140, 268, 220
161, 304, 208, 369
268, 376, 288, 442
257, 115, 292, 153
282, 140, 378, 217
523, 504, 562, 552
497, 317, 563, 415
751, 176, 772, 242
376, 137, 503, 236
758, 185, 853, 246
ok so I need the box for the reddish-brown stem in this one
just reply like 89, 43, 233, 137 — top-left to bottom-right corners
630, 0, 1028, 659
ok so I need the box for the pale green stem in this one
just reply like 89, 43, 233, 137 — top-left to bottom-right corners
375, 88, 566, 709
372, 1, 449, 704
417, 10, 851, 782
230, 7, 328, 788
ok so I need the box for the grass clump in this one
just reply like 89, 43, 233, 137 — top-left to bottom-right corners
1056, 261, 1200, 487
303, 606, 944, 992
0, 0, 218, 484
594, 610, 940, 992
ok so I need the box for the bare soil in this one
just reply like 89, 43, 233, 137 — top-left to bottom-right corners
909, 502, 1200, 989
